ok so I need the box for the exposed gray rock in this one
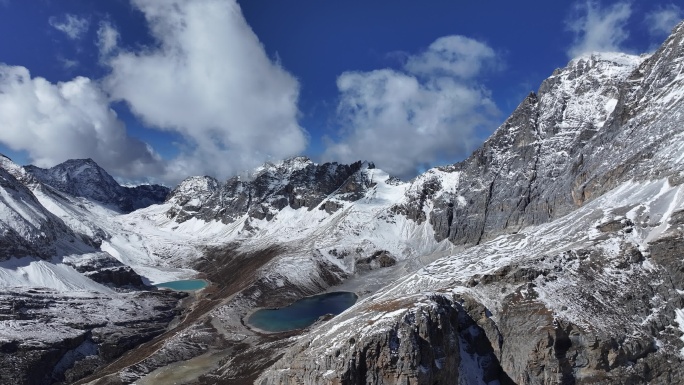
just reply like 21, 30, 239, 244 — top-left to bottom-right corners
0, 289, 183, 385
355, 250, 397, 273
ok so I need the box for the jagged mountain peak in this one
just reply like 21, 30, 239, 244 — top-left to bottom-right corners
253, 156, 314, 175
24, 158, 169, 212
25, 158, 119, 193
0, 153, 40, 188
565, 51, 645, 71
166, 175, 220, 207
0, 153, 24, 175
165, 157, 374, 224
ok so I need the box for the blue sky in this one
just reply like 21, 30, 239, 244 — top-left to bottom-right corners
0, 0, 681, 184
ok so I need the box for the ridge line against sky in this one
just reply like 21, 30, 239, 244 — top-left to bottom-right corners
0, 0, 681, 185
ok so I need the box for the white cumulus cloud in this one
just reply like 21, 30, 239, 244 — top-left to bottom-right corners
0, 65, 164, 180
566, 1, 632, 58
405, 36, 499, 78
49, 14, 90, 40
645, 4, 683, 37
97, 22, 120, 56
102, 0, 308, 181
323, 36, 500, 179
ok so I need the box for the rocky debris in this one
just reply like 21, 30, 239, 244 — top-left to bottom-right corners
0, 288, 183, 385
165, 157, 371, 224
25, 159, 169, 213
319, 200, 344, 214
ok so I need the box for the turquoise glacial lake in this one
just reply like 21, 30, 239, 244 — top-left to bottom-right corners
247, 291, 358, 333
155, 279, 208, 291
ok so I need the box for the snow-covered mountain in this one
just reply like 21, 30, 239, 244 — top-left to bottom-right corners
25, 158, 169, 213
0, 155, 77, 260
2, 20, 684, 385
0, 155, 182, 384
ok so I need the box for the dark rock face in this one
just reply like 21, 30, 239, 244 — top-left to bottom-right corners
124, 184, 171, 211
259, 230, 684, 385
25, 159, 169, 213
63, 253, 148, 289
165, 157, 370, 224
485, 242, 684, 385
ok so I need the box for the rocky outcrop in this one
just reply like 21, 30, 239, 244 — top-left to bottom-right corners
355, 250, 397, 273
259, 221, 684, 384
0, 289, 183, 385
62, 253, 148, 289
256, 294, 514, 385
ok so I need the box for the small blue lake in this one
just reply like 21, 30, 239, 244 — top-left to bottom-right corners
155, 279, 208, 291
247, 291, 358, 333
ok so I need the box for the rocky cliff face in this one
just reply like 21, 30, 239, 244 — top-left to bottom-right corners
258, 178, 684, 384
256, 294, 514, 385
394, 51, 652, 246
393, 23, 684, 248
